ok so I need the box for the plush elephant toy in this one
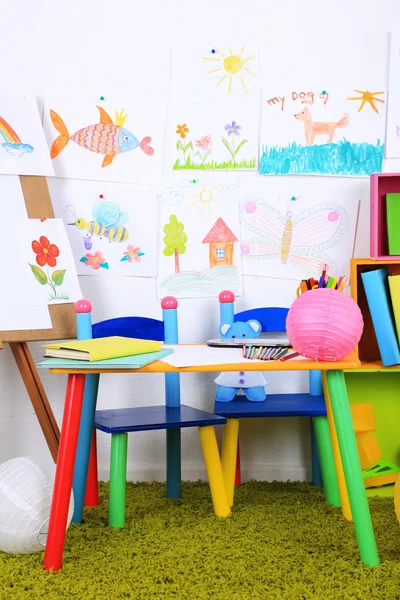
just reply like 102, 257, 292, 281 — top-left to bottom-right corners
214, 320, 267, 402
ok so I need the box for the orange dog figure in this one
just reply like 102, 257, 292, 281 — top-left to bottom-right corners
294, 107, 349, 145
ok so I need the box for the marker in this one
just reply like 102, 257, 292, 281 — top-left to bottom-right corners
246, 345, 252, 359
274, 348, 289, 360
256, 346, 263, 359
250, 347, 256, 359
317, 275, 325, 288
280, 351, 300, 361
337, 276, 347, 292
242, 345, 246, 358
322, 264, 327, 278
260, 348, 270, 360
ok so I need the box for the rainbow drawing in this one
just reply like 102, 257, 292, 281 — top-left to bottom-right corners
0, 115, 34, 157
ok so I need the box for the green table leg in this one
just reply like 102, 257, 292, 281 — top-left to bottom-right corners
109, 432, 128, 528
326, 370, 380, 567
312, 416, 340, 507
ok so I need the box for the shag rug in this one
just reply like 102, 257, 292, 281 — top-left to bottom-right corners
0, 481, 399, 600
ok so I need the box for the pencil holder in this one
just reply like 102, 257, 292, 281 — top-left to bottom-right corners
286, 288, 363, 361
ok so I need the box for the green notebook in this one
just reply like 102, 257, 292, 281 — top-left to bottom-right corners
386, 193, 400, 255
37, 348, 173, 370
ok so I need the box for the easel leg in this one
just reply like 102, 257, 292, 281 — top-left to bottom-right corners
10, 342, 59, 462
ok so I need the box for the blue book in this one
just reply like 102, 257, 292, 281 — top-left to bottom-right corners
37, 348, 173, 370
361, 268, 400, 366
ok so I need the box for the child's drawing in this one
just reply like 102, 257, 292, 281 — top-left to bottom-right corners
0, 93, 54, 176
49, 106, 154, 168
43, 92, 165, 184
157, 176, 242, 298
386, 35, 400, 158
12, 218, 82, 305
240, 182, 359, 282
202, 46, 256, 95
260, 87, 386, 176
48, 179, 157, 278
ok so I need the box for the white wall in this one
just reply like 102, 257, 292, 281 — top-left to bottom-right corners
1, 0, 400, 483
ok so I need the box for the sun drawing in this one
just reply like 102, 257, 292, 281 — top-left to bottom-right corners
347, 90, 385, 113
188, 185, 222, 218
202, 46, 256, 94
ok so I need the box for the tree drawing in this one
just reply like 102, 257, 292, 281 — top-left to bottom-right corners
163, 215, 187, 274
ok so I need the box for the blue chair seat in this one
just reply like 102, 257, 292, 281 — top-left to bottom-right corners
95, 405, 226, 434
215, 394, 326, 418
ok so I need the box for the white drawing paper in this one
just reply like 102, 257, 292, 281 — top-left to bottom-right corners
0, 175, 52, 330
260, 87, 386, 176
0, 93, 55, 177
240, 180, 359, 282
168, 44, 259, 172
43, 91, 166, 184
386, 32, 400, 158
12, 218, 83, 305
157, 176, 242, 298
48, 180, 158, 277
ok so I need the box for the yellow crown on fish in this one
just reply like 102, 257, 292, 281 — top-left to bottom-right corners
115, 109, 128, 127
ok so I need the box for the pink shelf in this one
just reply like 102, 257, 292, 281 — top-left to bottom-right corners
370, 173, 400, 259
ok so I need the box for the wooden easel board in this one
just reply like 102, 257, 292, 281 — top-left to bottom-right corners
0, 175, 76, 342
1, 175, 78, 461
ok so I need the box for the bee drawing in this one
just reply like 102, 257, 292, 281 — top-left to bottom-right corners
66, 201, 129, 248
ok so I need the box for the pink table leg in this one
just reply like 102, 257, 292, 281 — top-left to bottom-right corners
43, 374, 86, 572
84, 430, 99, 506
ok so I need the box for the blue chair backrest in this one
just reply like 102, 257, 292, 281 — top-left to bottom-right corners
92, 316, 165, 341
234, 307, 289, 332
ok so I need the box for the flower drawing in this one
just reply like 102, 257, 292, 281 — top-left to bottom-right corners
225, 121, 242, 136
195, 135, 213, 150
80, 250, 109, 270
32, 236, 59, 267
120, 244, 145, 263
176, 123, 193, 166
29, 236, 68, 301
222, 121, 248, 161
176, 124, 189, 139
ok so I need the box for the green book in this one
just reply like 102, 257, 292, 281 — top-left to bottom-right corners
37, 348, 173, 370
386, 193, 400, 255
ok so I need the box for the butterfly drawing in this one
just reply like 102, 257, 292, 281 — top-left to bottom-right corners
240, 195, 348, 275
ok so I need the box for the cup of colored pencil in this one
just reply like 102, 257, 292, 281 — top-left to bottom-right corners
296, 265, 347, 297
242, 345, 299, 361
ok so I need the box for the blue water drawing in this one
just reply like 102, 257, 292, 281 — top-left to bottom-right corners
259, 140, 384, 177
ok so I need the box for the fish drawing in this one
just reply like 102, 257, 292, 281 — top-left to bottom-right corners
49, 106, 154, 168
0, 116, 34, 156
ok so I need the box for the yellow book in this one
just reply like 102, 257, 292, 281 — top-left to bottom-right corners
43, 336, 162, 362
388, 274, 400, 344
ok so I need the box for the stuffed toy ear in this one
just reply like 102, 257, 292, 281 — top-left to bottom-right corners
220, 323, 231, 336
248, 320, 262, 335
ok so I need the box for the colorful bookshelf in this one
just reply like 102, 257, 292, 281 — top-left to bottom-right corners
370, 173, 400, 260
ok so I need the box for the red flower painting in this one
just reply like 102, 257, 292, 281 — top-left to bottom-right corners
32, 236, 60, 267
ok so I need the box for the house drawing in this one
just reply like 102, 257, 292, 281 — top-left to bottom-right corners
202, 217, 238, 268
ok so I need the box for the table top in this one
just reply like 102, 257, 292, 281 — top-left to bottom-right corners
47, 345, 360, 375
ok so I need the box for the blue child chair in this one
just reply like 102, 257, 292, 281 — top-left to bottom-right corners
71, 297, 230, 528
214, 291, 340, 508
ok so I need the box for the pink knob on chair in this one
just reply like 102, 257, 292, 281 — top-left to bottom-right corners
74, 299, 92, 313
161, 296, 178, 309
219, 290, 235, 303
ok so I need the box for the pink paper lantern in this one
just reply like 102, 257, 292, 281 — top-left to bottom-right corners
286, 288, 364, 362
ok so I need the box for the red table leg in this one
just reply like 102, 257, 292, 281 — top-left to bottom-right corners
235, 440, 241, 487
43, 374, 86, 572
84, 430, 99, 506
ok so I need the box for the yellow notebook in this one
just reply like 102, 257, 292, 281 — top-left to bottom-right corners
43, 336, 162, 362
388, 274, 400, 343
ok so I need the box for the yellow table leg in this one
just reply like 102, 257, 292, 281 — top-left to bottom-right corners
322, 373, 352, 521
198, 426, 231, 518
221, 418, 240, 507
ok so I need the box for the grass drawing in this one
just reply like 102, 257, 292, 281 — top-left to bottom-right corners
259, 140, 384, 176
173, 156, 256, 170
159, 265, 241, 297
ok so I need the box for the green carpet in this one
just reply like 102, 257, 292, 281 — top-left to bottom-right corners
0, 481, 399, 600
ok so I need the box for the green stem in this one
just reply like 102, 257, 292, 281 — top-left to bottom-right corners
47, 266, 58, 299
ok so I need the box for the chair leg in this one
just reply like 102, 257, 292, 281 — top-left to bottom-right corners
312, 416, 341, 507
221, 418, 240, 507
310, 419, 322, 486
198, 426, 231, 518
109, 433, 128, 528
166, 429, 181, 499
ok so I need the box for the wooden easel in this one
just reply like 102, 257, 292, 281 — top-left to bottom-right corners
0, 176, 77, 462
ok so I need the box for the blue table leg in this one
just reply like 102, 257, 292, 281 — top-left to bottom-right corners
165, 372, 181, 498
72, 374, 100, 523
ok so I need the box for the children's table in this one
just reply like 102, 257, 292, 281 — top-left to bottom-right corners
40, 349, 380, 571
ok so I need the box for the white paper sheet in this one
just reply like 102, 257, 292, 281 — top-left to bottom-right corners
167, 44, 259, 172
43, 91, 166, 184
161, 345, 307, 367
157, 175, 242, 298
386, 33, 400, 157
0, 93, 55, 177
49, 179, 158, 277
240, 180, 359, 282
0, 304, 52, 331
260, 87, 386, 176
12, 218, 83, 305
